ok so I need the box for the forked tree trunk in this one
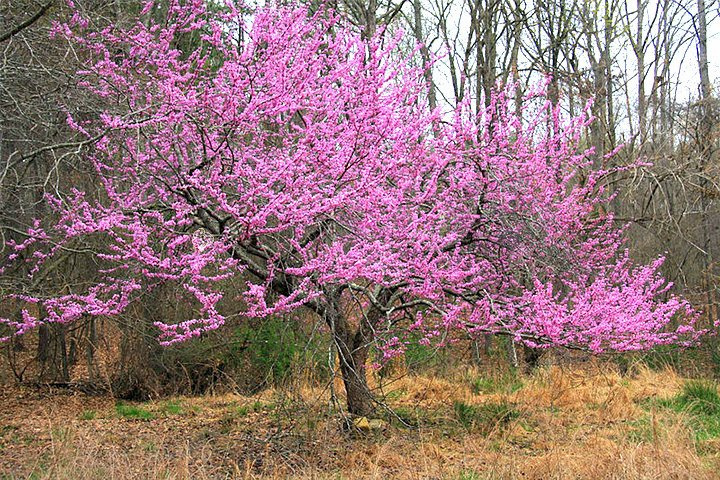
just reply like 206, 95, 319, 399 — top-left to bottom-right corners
323, 288, 389, 416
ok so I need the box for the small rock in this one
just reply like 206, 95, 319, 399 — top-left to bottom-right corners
353, 416, 370, 432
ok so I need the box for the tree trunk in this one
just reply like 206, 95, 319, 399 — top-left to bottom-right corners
37, 323, 51, 366
36, 304, 70, 382
635, 0, 647, 145
697, 0, 711, 102
522, 344, 543, 373
696, 0, 715, 330
506, 339, 519, 369
323, 287, 391, 416
413, 0, 437, 113
337, 335, 373, 416
325, 291, 373, 416
86, 317, 99, 381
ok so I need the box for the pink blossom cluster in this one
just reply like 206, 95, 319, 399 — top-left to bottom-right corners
0, 1, 706, 353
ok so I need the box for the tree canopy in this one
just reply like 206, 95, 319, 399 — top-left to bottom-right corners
0, 0, 706, 413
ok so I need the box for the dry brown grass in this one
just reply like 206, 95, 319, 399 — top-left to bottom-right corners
1, 363, 718, 479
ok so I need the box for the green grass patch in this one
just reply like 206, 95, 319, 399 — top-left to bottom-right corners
391, 406, 418, 426
115, 402, 155, 420
647, 380, 720, 444
626, 414, 656, 443
79, 410, 97, 421
235, 405, 251, 416
454, 400, 520, 433
387, 405, 435, 428
384, 389, 407, 400
677, 380, 720, 416
230, 400, 267, 418
456, 470, 482, 480
160, 400, 184, 416
470, 372, 523, 395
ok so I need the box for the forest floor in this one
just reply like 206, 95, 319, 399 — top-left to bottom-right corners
1, 363, 720, 479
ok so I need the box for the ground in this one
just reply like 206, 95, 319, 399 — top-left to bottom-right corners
1, 363, 719, 479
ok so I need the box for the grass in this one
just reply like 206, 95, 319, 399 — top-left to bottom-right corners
455, 470, 482, 480
2, 363, 719, 479
643, 379, 720, 446
78, 410, 96, 421
470, 372, 523, 395
235, 405, 251, 416
160, 400, 184, 416
387, 405, 430, 427
674, 380, 720, 443
233, 401, 265, 417
627, 414, 655, 443
676, 380, 720, 416
115, 402, 155, 420
454, 400, 520, 433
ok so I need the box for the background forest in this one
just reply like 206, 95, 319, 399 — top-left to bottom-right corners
1, 0, 720, 478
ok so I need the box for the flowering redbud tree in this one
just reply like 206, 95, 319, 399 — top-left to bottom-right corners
0, 0, 705, 414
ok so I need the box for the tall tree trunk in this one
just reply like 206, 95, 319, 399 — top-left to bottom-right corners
603, 1, 615, 149
696, 0, 715, 329
635, 0, 647, 145
413, 0, 437, 113
697, 0, 711, 102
